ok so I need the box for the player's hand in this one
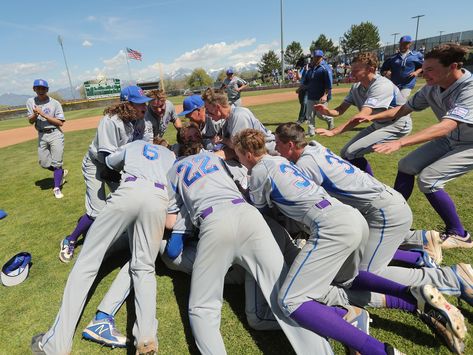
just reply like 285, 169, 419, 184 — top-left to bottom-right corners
316, 128, 335, 137
33, 107, 43, 116
373, 140, 402, 154
314, 104, 330, 115
408, 72, 417, 78
351, 114, 372, 124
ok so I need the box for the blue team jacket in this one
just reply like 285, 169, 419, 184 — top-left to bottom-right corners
381, 51, 424, 89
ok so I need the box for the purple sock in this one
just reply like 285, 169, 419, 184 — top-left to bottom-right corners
290, 301, 386, 355
351, 271, 416, 308
385, 295, 417, 313
53, 168, 64, 188
392, 249, 422, 266
348, 157, 374, 176
425, 190, 465, 236
394, 171, 415, 200
67, 214, 94, 243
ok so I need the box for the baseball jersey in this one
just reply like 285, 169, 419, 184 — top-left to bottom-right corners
106, 140, 176, 184
26, 97, 65, 131
167, 151, 244, 227
249, 155, 339, 223
223, 76, 247, 103
222, 107, 275, 142
87, 115, 136, 163
296, 141, 386, 210
381, 50, 424, 89
137, 100, 178, 142
344, 74, 411, 127
407, 69, 473, 142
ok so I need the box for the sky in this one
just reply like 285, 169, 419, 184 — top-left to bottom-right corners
1, 0, 472, 96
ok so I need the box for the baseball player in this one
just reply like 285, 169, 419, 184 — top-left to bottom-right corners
220, 69, 248, 106
316, 52, 412, 176
232, 128, 467, 355
59, 86, 151, 263
274, 122, 473, 309
201, 88, 276, 155
136, 89, 182, 143
31, 139, 176, 355
26, 79, 67, 199
381, 35, 424, 98
362, 44, 473, 250
166, 142, 333, 354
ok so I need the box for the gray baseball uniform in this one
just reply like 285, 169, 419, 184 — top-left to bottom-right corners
223, 106, 277, 154
248, 155, 369, 314
167, 151, 332, 355
222, 76, 247, 106
398, 69, 473, 193
26, 96, 65, 169
136, 100, 178, 142
83, 114, 137, 218
40, 140, 175, 354
340, 74, 412, 160
296, 141, 461, 295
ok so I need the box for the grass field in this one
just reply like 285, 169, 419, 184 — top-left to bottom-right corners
0, 90, 472, 355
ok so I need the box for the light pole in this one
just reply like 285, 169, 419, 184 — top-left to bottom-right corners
57, 35, 75, 100
391, 33, 400, 55
411, 15, 425, 49
438, 30, 445, 44
279, 0, 284, 86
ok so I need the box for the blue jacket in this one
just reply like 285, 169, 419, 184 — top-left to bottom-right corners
381, 51, 424, 89
303, 60, 333, 101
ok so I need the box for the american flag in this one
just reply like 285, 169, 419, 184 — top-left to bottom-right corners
126, 47, 142, 61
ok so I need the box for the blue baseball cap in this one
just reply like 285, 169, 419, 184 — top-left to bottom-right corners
226, 68, 234, 75
33, 79, 49, 88
120, 85, 152, 104
179, 95, 204, 116
400, 35, 413, 43
312, 50, 324, 57
0, 209, 7, 220
1, 252, 31, 287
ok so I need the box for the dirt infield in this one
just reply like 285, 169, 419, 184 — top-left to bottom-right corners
0, 88, 349, 149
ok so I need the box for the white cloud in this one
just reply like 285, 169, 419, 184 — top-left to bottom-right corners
82, 40, 93, 47
86, 15, 97, 21
0, 61, 56, 94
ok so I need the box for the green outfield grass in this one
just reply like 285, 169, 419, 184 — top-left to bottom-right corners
0, 90, 471, 355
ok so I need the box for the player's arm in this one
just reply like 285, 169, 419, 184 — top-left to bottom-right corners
316, 103, 368, 137
313, 100, 350, 118
408, 67, 423, 78
353, 104, 413, 124
374, 118, 458, 154
237, 79, 248, 92
32, 106, 64, 127
173, 117, 183, 130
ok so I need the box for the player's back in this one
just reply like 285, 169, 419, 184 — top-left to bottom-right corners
224, 106, 274, 142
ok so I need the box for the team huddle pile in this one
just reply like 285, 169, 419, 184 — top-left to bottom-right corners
29, 43, 472, 355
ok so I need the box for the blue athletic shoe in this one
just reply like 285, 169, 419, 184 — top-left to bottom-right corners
410, 248, 440, 268
343, 305, 370, 354
451, 263, 473, 307
82, 316, 127, 348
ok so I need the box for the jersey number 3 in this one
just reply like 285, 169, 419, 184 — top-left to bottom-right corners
177, 156, 219, 187
280, 163, 310, 188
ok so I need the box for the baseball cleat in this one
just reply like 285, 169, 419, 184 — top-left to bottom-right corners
53, 187, 64, 199
440, 231, 472, 249
343, 306, 370, 355
410, 248, 440, 269
61, 169, 69, 186
422, 230, 443, 264
31, 333, 46, 355
419, 312, 465, 355
451, 263, 473, 307
82, 316, 127, 348
59, 238, 75, 263
410, 284, 467, 340
384, 343, 405, 355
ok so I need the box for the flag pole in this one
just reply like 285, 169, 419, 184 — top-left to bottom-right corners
125, 48, 133, 83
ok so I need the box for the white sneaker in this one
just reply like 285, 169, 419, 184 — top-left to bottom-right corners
422, 230, 443, 264
53, 187, 64, 199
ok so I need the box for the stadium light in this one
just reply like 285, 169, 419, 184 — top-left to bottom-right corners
280, 0, 284, 87
57, 35, 75, 100
439, 31, 445, 44
411, 15, 425, 50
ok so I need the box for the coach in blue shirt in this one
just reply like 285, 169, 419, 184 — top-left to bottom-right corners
301, 50, 334, 136
381, 35, 424, 98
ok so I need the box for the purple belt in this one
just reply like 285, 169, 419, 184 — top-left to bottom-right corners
124, 176, 165, 190
200, 198, 245, 220
315, 199, 331, 209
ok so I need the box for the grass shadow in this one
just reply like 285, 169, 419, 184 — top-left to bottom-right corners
35, 178, 54, 190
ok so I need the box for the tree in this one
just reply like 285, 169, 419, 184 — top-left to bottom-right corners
257, 50, 281, 81
309, 34, 339, 58
187, 68, 213, 89
284, 41, 304, 67
216, 70, 227, 83
49, 91, 65, 103
341, 22, 380, 54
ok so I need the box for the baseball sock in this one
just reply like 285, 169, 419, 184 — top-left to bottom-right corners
351, 271, 416, 306
95, 311, 112, 321
66, 214, 94, 243
425, 190, 465, 236
392, 249, 423, 266
290, 301, 386, 355
348, 157, 373, 176
385, 295, 416, 312
53, 168, 64, 189
393, 171, 415, 200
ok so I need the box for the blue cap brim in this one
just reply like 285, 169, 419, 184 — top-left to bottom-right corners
178, 109, 196, 116
130, 97, 152, 104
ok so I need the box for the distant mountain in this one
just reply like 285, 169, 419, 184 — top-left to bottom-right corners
0, 93, 30, 107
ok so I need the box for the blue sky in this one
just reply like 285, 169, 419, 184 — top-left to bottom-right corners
1, 0, 472, 96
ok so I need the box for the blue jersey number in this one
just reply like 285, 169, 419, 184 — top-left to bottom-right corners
143, 144, 159, 160
177, 155, 219, 187
280, 163, 311, 188
325, 149, 354, 174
